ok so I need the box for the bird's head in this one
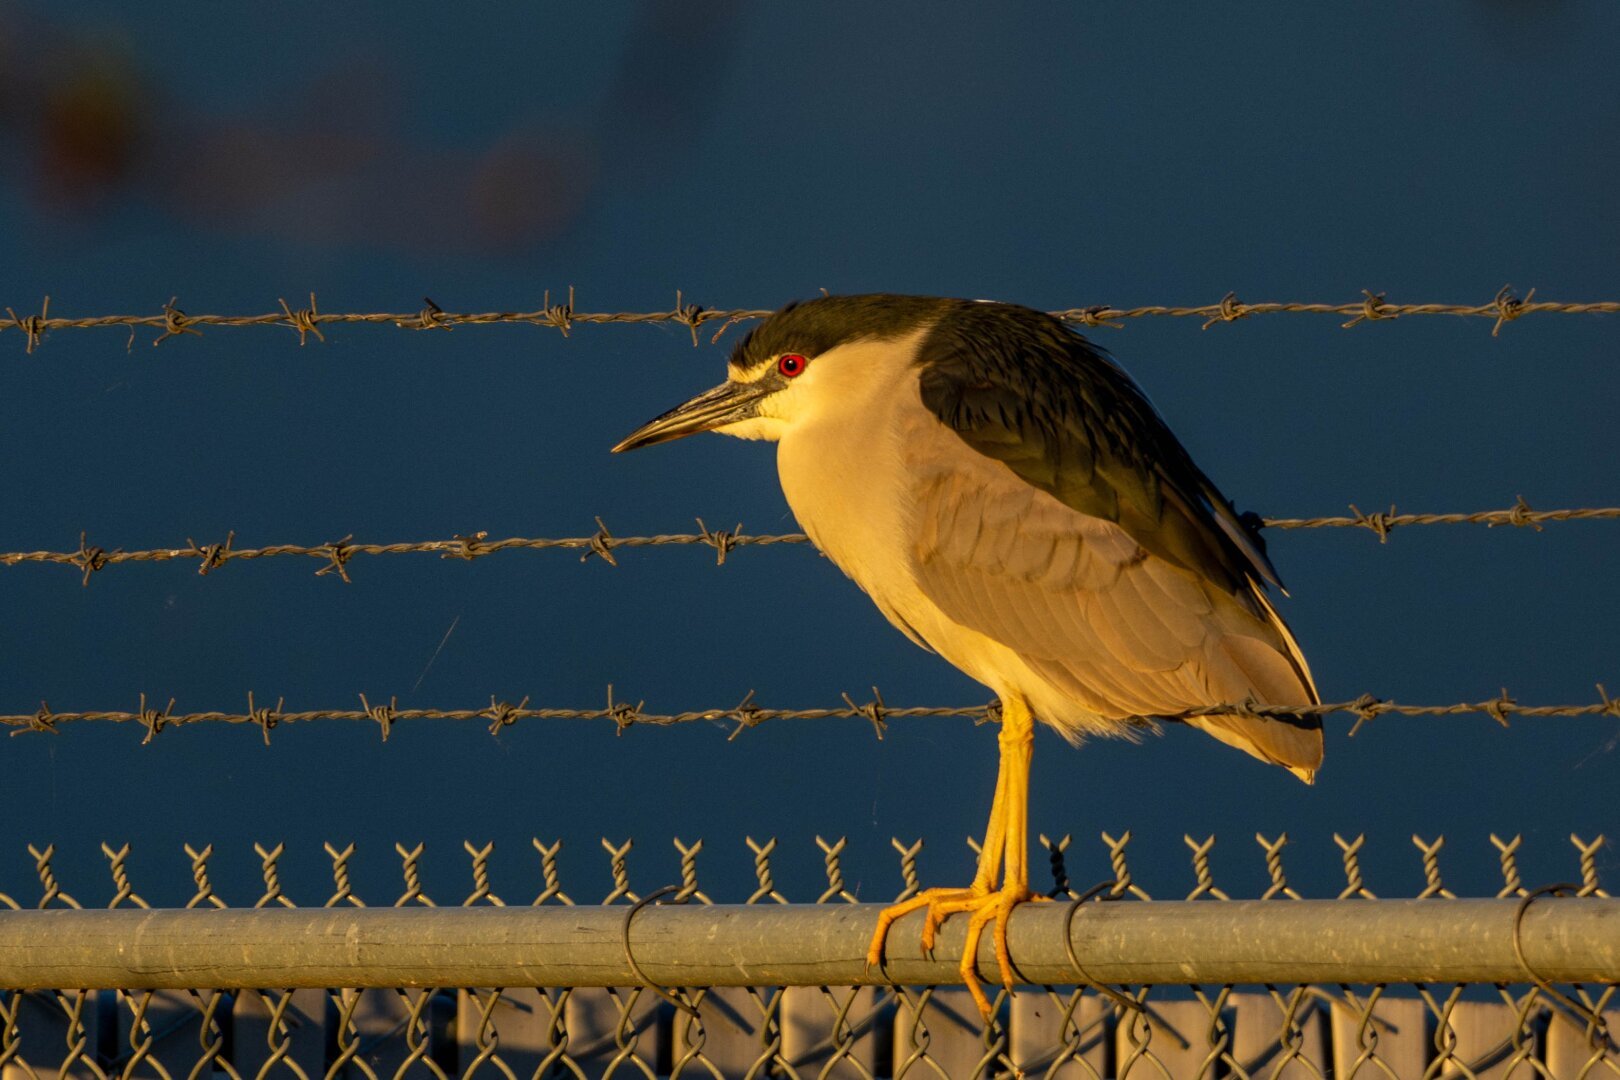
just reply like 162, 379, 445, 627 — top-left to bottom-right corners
611, 294, 950, 452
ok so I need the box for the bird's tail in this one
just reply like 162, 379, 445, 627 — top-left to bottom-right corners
1184, 588, 1323, 784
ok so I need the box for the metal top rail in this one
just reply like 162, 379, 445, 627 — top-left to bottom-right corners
1, 899, 1617, 991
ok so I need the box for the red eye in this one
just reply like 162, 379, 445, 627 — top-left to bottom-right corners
777, 353, 808, 378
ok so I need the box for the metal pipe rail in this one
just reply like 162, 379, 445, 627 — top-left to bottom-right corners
0, 899, 1615, 990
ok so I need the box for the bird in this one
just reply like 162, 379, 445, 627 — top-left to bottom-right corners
613, 294, 1320, 1019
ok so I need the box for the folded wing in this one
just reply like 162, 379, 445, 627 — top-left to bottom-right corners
911, 302, 1322, 779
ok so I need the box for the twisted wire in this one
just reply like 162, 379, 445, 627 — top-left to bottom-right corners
1261, 498, 1620, 541
4, 686, 1618, 739
1, 499, 1613, 584
4, 287, 1614, 353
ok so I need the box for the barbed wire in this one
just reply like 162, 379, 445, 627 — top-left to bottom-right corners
4, 287, 1615, 353
1259, 498, 1620, 540
5, 684, 1617, 742
2, 499, 1614, 585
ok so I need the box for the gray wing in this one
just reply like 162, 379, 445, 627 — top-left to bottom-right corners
910, 458, 1321, 778
910, 302, 1321, 778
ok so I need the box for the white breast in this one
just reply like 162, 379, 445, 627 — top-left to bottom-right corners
773, 338, 1050, 701
781, 420, 922, 632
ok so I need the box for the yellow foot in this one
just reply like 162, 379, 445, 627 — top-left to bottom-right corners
866, 884, 1050, 1021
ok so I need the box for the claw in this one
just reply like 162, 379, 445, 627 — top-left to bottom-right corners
960, 885, 1039, 1018
865, 693, 1041, 1023
866, 886, 981, 970
867, 883, 1038, 1023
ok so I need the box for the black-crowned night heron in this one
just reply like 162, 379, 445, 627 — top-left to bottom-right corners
614, 294, 1319, 1018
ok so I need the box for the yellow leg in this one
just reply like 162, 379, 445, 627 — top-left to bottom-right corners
865, 696, 1045, 1021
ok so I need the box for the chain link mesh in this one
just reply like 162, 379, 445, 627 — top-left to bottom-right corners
1, 832, 1614, 1078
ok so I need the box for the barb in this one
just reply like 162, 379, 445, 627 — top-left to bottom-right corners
4, 687, 1617, 737
2, 500, 1614, 583
4, 287, 1616, 351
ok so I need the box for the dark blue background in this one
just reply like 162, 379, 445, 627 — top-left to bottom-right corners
2, 2, 1616, 908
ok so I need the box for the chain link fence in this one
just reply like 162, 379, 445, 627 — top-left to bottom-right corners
1, 832, 1615, 1079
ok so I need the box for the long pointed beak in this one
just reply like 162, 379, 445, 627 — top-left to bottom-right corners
611, 380, 769, 453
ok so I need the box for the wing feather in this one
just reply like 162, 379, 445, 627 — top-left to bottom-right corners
912, 473, 1321, 775
907, 301, 1321, 778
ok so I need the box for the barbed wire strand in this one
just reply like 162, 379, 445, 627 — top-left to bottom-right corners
2, 499, 1614, 585
4, 287, 1616, 354
5, 685, 1618, 741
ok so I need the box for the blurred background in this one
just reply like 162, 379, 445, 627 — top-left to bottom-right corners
0, 1, 1616, 907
